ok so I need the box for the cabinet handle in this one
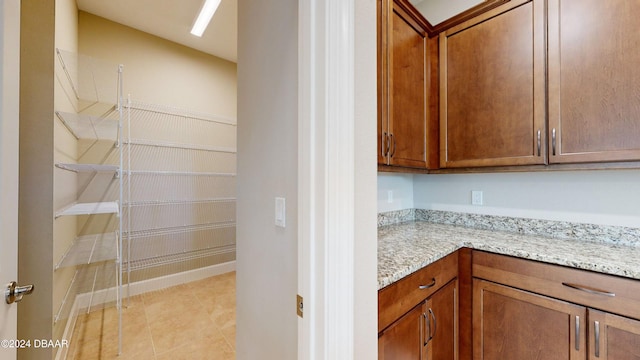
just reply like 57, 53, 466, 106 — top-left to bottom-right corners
562, 282, 615, 297
419, 311, 425, 359
537, 129, 541, 156
575, 315, 580, 351
594, 320, 601, 358
389, 133, 396, 157
428, 308, 437, 342
422, 312, 429, 347
552, 128, 557, 156
419, 278, 436, 290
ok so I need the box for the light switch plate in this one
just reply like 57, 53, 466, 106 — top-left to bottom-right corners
275, 197, 286, 227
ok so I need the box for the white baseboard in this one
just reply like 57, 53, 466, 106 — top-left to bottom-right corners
74, 260, 236, 311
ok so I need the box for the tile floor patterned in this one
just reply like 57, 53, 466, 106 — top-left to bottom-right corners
66, 272, 236, 360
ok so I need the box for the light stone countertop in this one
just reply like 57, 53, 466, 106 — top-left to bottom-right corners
378, 221, 640, 290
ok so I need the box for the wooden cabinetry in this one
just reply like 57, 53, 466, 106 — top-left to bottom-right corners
379, 280, 458, 360
548, 0, 640, 164
379, 303, 424, 359
439, 0, 546, 168
378, 252, 458, 359
378, 0, 438, 169
473, 279, 586, 359
589, 310, 640, 359
473, 251, 640, 360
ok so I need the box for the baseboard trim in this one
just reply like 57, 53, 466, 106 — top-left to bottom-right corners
75, 260, 236, 311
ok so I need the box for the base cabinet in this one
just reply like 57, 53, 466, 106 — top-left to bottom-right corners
589, 310, 640, 360
379, 303, 424, 359
473, 279, 586, 360
473, 251, 640, 360
379, 279, 458, 360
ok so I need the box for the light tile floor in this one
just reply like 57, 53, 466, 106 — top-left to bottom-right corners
67, 272, 236, 360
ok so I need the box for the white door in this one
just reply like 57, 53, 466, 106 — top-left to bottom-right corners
0, 1, 21, 359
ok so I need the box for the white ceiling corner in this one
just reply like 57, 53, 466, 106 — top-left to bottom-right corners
76, 0, 237, 63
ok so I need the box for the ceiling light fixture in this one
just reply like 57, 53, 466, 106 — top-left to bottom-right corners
190, 0, 222, 37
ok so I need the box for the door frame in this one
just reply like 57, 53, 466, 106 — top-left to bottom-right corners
0, 0, 21, 358
297, 0, 378, 358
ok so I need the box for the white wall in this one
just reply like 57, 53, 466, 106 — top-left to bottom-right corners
378, 173, 415, 212
413, 170, 640, 227
236, 0, 298, 358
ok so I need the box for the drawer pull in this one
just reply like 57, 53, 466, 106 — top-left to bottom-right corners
562, 282, 615, 297
419, 278, 436, 290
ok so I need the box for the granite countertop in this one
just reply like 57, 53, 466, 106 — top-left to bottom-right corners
378, 220, 640, 290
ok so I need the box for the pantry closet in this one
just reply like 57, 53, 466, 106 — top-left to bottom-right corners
49, 9, 237, 358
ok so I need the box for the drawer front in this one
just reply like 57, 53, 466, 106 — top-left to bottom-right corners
379, 251, 458, 332
472, 250, 640, 320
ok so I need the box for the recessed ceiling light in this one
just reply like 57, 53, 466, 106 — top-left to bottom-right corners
190, 0, 222, 37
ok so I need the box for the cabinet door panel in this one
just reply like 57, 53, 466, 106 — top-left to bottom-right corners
388, 4, 428, 168
589, 310, 640, 360
473, 279, 586, 360
379, 303, 424, 360
548, 0, 640, 163
440, 0, 546, 167
426, 279, 457, 360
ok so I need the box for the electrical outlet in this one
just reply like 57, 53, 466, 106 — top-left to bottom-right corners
471, 190, 483, 206
387, 190, 393, 203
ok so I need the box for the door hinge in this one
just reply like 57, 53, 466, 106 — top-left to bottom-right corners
297, 294, 304, 318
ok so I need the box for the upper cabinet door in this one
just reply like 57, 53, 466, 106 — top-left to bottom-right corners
439, 0, 546, 168
378, 0, 439, 169
389, 4, 428, 168
548, 0, 640, 164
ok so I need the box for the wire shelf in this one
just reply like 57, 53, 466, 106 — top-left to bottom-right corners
56, 163, 119, 173
125, 245, 236, 271
55, 201, 120, 218
55, 111, 119, 141
56, 232, 118, 269
56, 48, 120, 116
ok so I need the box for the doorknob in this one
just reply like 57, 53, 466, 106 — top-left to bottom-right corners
5, 281, 34, 304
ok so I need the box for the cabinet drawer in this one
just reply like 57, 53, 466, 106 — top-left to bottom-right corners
379, 251, 458, 332
473, 250, 640, 320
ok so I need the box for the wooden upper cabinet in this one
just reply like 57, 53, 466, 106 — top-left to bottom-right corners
439, 0, 546, 168
548, 0, 640, 164
378, 0, 439, 169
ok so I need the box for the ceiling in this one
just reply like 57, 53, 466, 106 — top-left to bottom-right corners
77, 0, 237, 63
